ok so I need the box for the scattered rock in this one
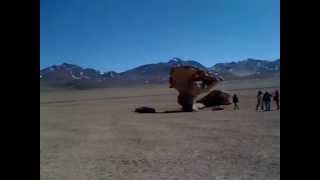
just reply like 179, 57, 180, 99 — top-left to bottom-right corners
134, 107, 156, 113
197, 90, 231, 107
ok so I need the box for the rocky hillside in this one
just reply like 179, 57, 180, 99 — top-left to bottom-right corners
40, 58, 280, 89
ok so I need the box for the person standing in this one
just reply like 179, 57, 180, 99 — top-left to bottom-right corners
232, 94, 239, 110
273, 90, 280, 110
256, 91, 263, 111
263, 91, 272, 111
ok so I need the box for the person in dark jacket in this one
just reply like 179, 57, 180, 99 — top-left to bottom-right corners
263, 91, 272, 111
256, 91, 263, 111
232, 94, 239, 110
273, 90, 280, 110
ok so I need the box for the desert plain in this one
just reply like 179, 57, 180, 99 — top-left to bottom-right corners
40, 78, 280, 180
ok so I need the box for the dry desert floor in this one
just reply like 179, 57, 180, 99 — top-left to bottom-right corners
40, 78, 280, 180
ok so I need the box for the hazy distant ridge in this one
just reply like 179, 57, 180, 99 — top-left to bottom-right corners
40, 58, 280, 89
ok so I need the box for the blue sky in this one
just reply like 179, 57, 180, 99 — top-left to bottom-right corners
41, 0, 279, 72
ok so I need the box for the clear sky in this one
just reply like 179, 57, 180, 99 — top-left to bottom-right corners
41, 0, 279, 73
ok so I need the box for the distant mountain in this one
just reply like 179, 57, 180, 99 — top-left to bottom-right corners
117, 57, 208, 84
40, 58, 280, 89
102, 71, 119, 78
210, 58, 280, 80
40, 63, 105, 89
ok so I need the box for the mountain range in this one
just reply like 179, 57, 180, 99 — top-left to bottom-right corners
40, 57, 280, 89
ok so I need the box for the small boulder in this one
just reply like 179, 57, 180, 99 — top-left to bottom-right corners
134, 106, 156, 113
197, 90, 231, 107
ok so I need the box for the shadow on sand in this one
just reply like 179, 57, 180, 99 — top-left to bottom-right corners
134, 107, 225, 114
159, 110, 193, 113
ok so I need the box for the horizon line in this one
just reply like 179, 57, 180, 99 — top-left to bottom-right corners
40, 57, 280, 73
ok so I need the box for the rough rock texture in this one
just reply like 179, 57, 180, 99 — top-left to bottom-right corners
169, 66, 222, 111
197, 90, 232, 107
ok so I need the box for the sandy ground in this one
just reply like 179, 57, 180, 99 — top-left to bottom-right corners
40, 78, 280, 180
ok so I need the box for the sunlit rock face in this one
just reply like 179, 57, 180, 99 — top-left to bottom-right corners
169, 66, 223, 111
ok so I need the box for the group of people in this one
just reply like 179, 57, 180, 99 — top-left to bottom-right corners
256, 90, 280, 111
231, 90, 280, 111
